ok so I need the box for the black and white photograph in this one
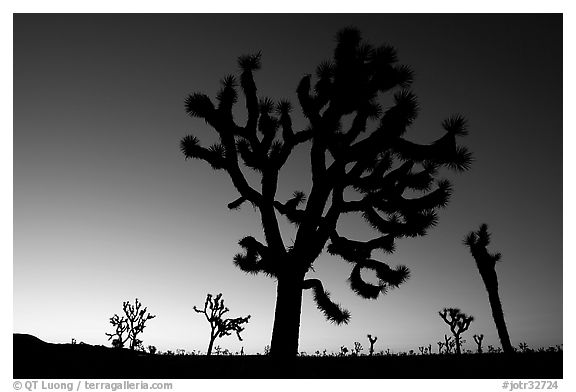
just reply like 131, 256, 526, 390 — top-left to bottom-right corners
9, 8, 567, 384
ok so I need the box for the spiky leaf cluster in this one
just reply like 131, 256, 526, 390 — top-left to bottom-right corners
465, 224, 502, 264
232, 236, 277, 277
302, 279, 350, 324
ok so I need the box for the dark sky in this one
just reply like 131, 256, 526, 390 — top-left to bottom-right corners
14, 14, 562, 354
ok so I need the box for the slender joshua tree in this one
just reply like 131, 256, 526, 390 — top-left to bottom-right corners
367, 334, 378, 356
473, 333, 484, 354
464, 224, 514, 353
180, 27, 472, 357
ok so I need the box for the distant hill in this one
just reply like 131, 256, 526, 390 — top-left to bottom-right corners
14, 333, 147, 357
14, 333, 153, 378
14, 333, 48, 347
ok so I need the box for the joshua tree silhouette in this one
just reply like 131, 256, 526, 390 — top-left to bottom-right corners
105, 298, 156, 350
367, 334, 378, 356
464, 224, 513, 354
439, 307, 474, 355
473, 334, 484, 354
193, 293, 251, 356
180, 27, 472, 357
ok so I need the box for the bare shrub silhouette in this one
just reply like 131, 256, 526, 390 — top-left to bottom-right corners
193, 293, 251, 355
105, 298, 156, 350
180, 27, 472, 357
440, 334, 456, 354
464, 224, 513, 354
437, 341, 443, 354
439, 307, 474, 355
488, 345, 501, 354
518, 342, 532, 353
418, 344, 432, 355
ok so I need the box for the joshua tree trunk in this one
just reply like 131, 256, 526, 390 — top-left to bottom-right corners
486, 283, 514, 354
480, 267, 513, 354
270, 271, 305, 358
207, 333, 215, 356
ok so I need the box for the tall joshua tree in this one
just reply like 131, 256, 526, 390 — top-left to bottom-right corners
180, 27, 472, 357
464, 224, 514, 353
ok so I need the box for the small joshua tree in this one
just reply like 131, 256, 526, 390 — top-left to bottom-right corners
464, 224, 513, 354
105, 298, 156, 350
367, 334, 378, 356
473, 334, 484, 354
193, 293, 251, 356
439, 308, 474, 355
353, 341, 363, 356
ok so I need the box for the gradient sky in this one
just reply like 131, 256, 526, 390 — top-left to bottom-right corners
14, 14, 562, 354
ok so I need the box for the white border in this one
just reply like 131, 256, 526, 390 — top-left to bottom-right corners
3, 2, 572, 391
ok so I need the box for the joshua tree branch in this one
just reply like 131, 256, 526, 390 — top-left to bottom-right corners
302, 278, 350, 324
233, 236, 278, 277
328, 232, 395, 261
